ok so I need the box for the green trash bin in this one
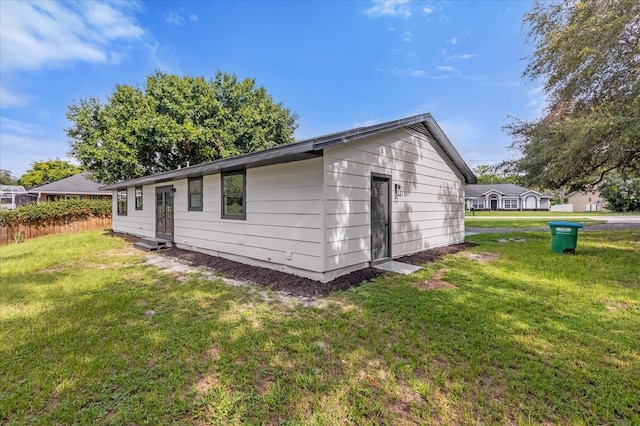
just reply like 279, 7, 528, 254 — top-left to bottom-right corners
549, 221, 584, 254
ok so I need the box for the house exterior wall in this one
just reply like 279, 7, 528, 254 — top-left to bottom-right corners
322, 128, 465, 280
111, 128, 467, 282
112, 158, 327, 280
568, 191, 605, 212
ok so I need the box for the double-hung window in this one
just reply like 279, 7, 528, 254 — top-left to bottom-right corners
117, 190, 128, 216
188, 177, 203, 211
472, 199, 485, 209
221, 171, 246, 219
135, 186, 143, 210
504, 199, 518, 209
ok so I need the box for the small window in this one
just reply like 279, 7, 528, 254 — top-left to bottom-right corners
188, 177, 203, 211
221, 171, 246, 219
135, 186, 143, 210
117, 190, 128, 216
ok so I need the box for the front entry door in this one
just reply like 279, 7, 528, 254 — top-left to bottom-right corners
490, 198, 498, 211
156, 186, 174, 241
371, 175, 391, 262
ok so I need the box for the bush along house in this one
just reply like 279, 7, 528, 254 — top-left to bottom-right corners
102, 113, 477, 282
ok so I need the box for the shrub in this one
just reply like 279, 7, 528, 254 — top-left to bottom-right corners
0, 199, 112, 227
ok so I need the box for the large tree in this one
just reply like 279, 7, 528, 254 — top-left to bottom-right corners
506, 0, 639, 191
66, 71, 298, 183
472, 164, 519, 184
0, 170, 17, 185
18, 159, 84, 189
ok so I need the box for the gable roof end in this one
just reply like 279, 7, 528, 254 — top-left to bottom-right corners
102, 113, 477, 190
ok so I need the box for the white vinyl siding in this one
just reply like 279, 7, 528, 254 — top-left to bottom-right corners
112, 186, 156, 237
111, 126, 467, 282
323, 127, 465, 276
171, 158, 324, 278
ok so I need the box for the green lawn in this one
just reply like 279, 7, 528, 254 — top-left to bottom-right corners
465, 211, 606, 217
465, 218, 606, 228
1, 230, 639, 425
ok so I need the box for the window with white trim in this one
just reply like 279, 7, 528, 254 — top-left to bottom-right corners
472, 199, 485, 209
504, 199, 518, 209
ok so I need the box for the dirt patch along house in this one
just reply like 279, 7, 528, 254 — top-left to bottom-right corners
102, 113, 476, 282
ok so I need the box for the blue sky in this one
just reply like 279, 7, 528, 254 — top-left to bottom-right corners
0, 0, 544, 178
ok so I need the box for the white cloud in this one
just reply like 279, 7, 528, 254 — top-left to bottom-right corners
423, 6, 434, 15
165, 11, 184, 26
0, 1, 145, 73
448, 37, 458, 45
447, 53, 476, 61
403, 31, 412, 42
0, 86, 30, 109
390, 68, 451, 80
436, 66, 457, 72
0, 117, 69, 176
190, 14, 199, 22
364, 0, 412, 18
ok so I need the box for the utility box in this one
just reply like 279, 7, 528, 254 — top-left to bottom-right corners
549, 221, 584, 254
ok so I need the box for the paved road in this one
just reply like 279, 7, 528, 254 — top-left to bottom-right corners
466, 215, 640, 235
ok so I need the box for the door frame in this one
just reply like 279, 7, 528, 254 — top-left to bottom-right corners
370, 173, 392, 264
155, 185, 174, 241
490, 196, 498, 211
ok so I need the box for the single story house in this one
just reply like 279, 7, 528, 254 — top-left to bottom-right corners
28, 172, 111, 202
465, 184, 551, 211
103, 113, 476, 282
567, 190, 606, 212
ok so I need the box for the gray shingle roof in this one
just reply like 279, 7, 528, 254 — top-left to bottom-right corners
102, 113, 477, 190
28, 172, 110, 195
465, 184, 551, 198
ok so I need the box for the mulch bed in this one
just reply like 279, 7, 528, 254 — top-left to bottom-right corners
108, 231, 474, 297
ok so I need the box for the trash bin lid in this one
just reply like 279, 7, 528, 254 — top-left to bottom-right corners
549, 221, 584, 228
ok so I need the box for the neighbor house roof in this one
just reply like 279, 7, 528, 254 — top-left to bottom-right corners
28, 172, 111, 195
465, 184, 551, 198
102, 113, 477, 190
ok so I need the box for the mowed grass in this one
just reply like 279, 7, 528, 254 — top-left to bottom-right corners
465, 218, 606, 228
1, 230, 639, 425
466, 211, 639, 217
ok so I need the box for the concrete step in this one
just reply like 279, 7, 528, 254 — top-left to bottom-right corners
134, 241, 160, 251
134, 238, 173, 251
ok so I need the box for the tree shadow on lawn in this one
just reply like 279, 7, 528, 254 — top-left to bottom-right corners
3, 234, 639, 425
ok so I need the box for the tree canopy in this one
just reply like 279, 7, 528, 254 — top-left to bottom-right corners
472, 164, 519, 185
600, 173, 640, 212
0, 170, 17, 186
67, 71, 298, 184
18, 159, 84, 189
506, 0, 639, 191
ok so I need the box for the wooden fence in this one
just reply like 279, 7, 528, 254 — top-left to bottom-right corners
0, 217, 112, 246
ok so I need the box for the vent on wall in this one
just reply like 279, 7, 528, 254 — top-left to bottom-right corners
406, 123, 435, 142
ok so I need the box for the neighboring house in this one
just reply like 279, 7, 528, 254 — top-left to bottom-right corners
567, 191, 606, 212
465, 184, 551, 211
28, 172, 111, 202
0, 185, 34, 210
102, 113, 476, 282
